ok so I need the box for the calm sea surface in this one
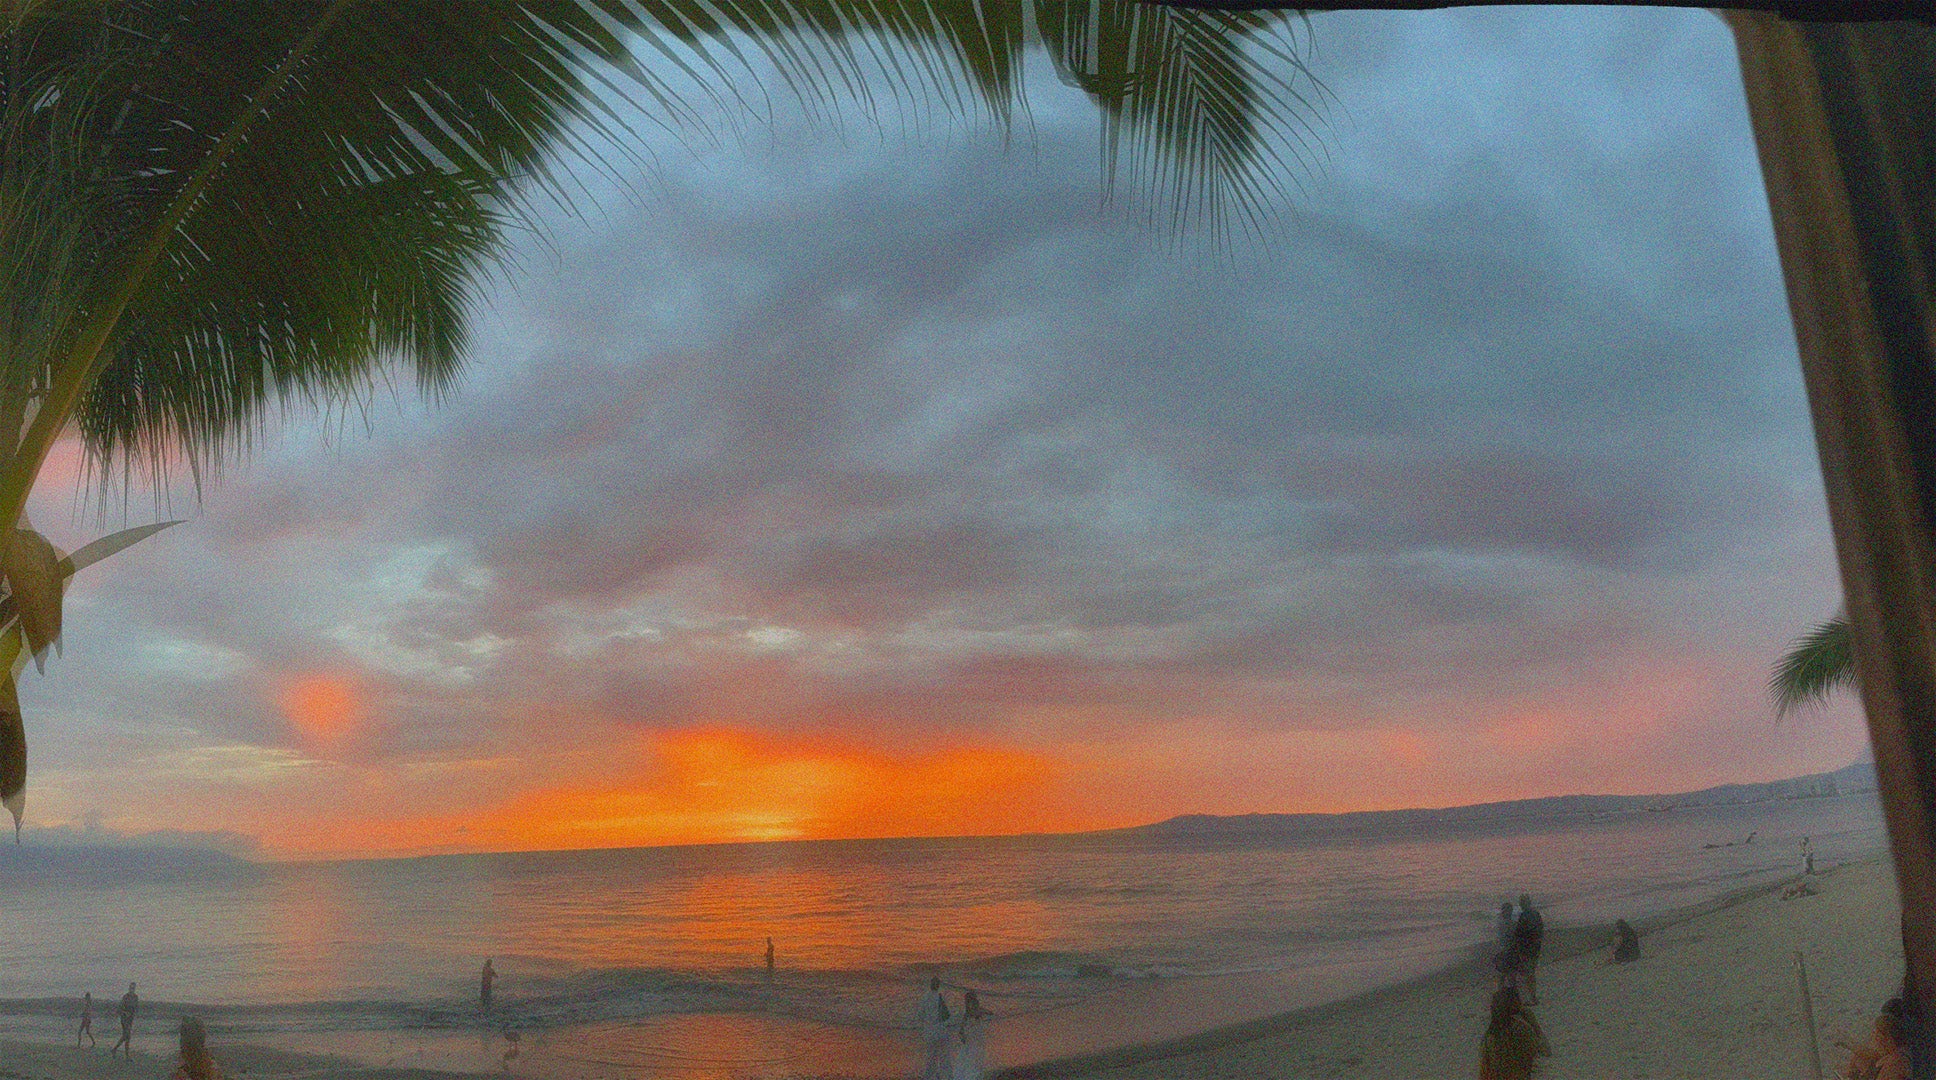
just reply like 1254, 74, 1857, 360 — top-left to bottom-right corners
0, 793, 1889, 1076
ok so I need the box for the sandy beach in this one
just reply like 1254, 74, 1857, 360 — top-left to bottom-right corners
1027, 858, 1903, 1080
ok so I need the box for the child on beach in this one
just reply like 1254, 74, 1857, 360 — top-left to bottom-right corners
1479, 986, 1551, 1080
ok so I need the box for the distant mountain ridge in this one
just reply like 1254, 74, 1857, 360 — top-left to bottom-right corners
0, 837, 262, 887
1131, 762, 1878, 840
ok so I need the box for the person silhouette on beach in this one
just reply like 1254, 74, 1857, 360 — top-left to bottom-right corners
1612, 919, 1640, 964
916, 977, 953, 1080
1492, 948, 1529, 1001
113, 982, 138, 1058
1512, 895, 1544, 1005
1479, 985, 1551, 1080
77, 991, 94, 1048
481, 959, 496, 1014
765, 937, 775, 983
173, 1015, 221, 1080
954, 989, 989, 1080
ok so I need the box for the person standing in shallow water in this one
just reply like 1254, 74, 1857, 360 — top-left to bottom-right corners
1512, 895, 1545, 1006
480, 959, 496, 1014
113, 982, 138, 1058
77, 991, 94, 1047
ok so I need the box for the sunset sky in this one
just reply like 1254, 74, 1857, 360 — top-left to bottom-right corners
16, 6, 1866, 860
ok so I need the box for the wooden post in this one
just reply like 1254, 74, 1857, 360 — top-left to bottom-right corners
1798, 950, 1826, 1080
1723, 13, 1936, 1069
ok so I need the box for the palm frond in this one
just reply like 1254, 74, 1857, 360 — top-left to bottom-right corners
1036, 2, 1328, 243
1772, 614, 1857, 715
7, 0, 1329, 497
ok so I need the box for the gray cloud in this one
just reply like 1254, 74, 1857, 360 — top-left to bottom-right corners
17, 5, 1870, 840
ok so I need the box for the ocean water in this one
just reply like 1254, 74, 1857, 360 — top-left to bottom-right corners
0, 794, 1889, 1077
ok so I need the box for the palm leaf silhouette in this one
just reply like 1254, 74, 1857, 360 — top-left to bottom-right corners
1771, 614, 1856, 716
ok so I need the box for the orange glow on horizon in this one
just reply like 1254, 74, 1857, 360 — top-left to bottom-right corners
258, 726, 1089, 860
80, 657, 1805, 861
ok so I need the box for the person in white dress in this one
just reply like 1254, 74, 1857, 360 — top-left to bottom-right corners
953, 990, 989, 1080
916, 978, 952, 1080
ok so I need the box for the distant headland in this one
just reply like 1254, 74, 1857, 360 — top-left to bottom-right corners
1126, 761, 1878, 841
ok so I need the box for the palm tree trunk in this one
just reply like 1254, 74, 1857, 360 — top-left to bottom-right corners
1722, 11, 1936, 1058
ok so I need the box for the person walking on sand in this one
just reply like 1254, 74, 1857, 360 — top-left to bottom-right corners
480, 959, 496, 1014
953, 990, 989, 1080
916, 977, 953, 1080
113, 982, 138, 1058
1512, 895, 1545, 1005
77, 990, 95, 1047
1479, 985, 1551, 1080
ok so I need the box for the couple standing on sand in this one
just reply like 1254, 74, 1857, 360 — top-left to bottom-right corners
917, 977, 990, 1080
76, 983, 141, 1057
1482, 895, 1549, 1080
1493, 895, 1545, 1006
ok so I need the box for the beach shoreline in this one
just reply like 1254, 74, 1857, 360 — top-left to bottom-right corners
1039, 857, 1902, 1080
2, 859, 1900, 1079
991, 866, 1819, 1079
